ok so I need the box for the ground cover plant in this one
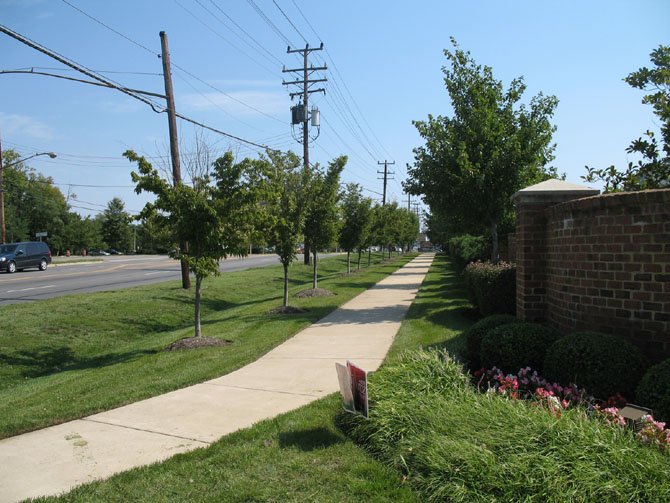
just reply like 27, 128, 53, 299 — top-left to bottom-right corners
0, 252, 413, 438
340, 350, 670, 502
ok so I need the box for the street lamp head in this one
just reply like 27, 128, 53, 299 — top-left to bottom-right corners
47, 153, 57, 159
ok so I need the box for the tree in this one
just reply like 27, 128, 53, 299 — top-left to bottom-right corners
584, 45, 670, 191
264, 151, 306, 308
126, 149, 263, 338
339, 183, 373, 274
374, 202, 402, 260
303, 156, 346, 289
405, 38, 559, 261
398, 208, 420, 252
1, 148, 70, 250
99, 197, 132, 251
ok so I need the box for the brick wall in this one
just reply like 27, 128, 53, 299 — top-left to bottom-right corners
544, 190, 670, 361
515, 187, 670, 363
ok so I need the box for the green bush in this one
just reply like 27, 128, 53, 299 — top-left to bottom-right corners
462, 261, 516, 316
463, 314, 518, 370
447, 234, 490, 270
339, 349, 670, 502
544, 332, 648, 401
636, 358, 670, 422
480, 322, 562, 374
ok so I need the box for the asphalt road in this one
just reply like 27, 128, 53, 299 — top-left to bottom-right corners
0, 254, 290, 306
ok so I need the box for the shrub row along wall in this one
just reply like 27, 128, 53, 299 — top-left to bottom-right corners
513, 182, 670, 363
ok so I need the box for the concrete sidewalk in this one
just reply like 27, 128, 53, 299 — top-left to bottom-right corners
0, 254, 434, 502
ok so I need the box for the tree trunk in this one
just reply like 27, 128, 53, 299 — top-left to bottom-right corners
304, 242, 311, 265
347, 251, 351, 274
312, 250, 318, 289
357, 249, 362, 270
368, 247, 371, 267
283, 263, 289, 307
491, 221, 500, 263
194, 274, 203, 337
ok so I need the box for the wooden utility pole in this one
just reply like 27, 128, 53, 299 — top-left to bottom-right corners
0, 137, 5, 244
283, 43, 326, 265
160, 31, 190, 289
377, 160, 395, 206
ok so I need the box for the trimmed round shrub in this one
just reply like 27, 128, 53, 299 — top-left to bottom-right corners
464, 314, 518, 370
543, 332, 648, 401
636, 358, 670, 422
462, 261, 516, 316
480, 322, 562, 374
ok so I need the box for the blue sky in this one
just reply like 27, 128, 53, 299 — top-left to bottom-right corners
1, 0, 668, 219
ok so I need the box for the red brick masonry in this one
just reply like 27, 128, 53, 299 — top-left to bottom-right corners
515, 188, 670, 362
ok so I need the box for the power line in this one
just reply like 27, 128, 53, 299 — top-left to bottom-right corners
0, 24, 281, 153
272, 0, 308, 45
246, 0, 294, 48
201, 0, 285, 68
60, 0, 158, 57
62, 0, 284, 123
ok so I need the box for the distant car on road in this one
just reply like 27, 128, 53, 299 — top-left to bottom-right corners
88, 249, 110, 256
106, 249, 124, 255
0, 241, 52, 273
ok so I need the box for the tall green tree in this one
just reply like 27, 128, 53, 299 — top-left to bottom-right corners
339, 183, 373, 274
126, 149, 264, 338
584, 45, 670, 191
99, 197, 132, 251
303, 156, 346, 289
264, 151, 306, 308
398, 208, 420, 252
1, 148, 69, 250
405, 39, 559, 261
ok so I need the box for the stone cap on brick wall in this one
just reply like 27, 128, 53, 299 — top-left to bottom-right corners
512, 179, 600, 205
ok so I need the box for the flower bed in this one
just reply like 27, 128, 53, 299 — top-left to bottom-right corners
474, 365, 670, 452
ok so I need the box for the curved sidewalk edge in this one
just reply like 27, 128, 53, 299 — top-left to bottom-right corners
0, 253, 435, 503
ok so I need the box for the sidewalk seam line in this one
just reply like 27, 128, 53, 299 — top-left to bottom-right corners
81, 418, 211, 445
203, 382, 323, 397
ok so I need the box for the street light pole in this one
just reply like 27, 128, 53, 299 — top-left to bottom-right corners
0, 141, 57, 243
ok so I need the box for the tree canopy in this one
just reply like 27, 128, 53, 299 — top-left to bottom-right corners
127, 149, 265, 338
404, 38, 559, 260
584, 45, 670, 191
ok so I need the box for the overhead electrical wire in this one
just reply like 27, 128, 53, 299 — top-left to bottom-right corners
0, 24, 281, 153
271, 0, 308, 45
60, 0, 286, 126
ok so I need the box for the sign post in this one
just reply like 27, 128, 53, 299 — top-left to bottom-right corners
35, 231, 47, 242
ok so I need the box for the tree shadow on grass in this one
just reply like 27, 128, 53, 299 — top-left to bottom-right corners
0, 346, 158, 378
279, 427, 344, 451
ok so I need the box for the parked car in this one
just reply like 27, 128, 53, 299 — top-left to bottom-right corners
0, 241, 52, 273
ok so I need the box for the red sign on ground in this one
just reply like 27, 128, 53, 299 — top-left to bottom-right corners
335, 361, 370, 418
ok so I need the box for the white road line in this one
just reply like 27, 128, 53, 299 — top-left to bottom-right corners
144, 271, 169, 276
6, 285, 56, 293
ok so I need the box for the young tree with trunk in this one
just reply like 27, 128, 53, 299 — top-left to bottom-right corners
405, 38, 559, 261
339, 183, 373, 274
303, 156, 346, 289
126, 150, 262, 338
264, 151, 306, 308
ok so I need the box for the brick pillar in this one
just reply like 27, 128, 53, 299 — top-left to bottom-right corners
512, 180, 599, 322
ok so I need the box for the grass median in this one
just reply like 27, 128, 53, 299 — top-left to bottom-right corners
38, 253, 461, 502
0, 252, 415, 439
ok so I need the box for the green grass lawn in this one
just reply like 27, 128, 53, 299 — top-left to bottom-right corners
0, 252, 414, 439
36, 253, 465, 502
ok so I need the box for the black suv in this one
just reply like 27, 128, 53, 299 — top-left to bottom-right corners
0, 241, 52, 273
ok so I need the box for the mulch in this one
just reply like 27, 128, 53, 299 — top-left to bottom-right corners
295, 288, 335, 298
166, 336, 233, 351
268, 306, 308, 315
